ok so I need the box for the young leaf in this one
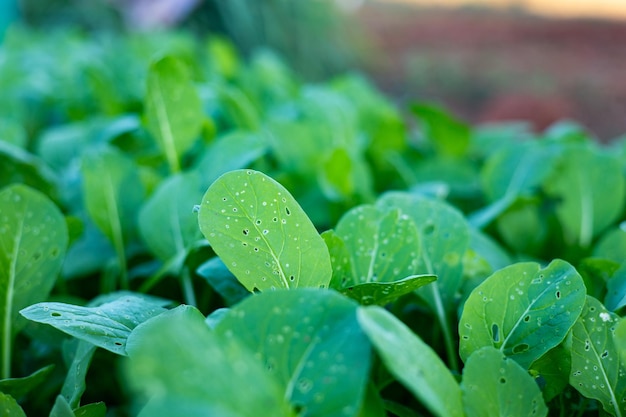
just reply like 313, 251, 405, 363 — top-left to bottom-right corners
216, 289, 371, 417
145, 56, 203, 173
0, 392, 26, 417
339, 275, 436, 306
60, 340, 97, 409
459, 259, 586, 369
0, 184, 68, 379
125, 305, 293, 417
528, 343, 571, 402
0, 364, 55, 400
198, 169, 332, 291
570, 296, 626, 416
357, 306, 463, 417
543, 146, 626, 247
20, 295, 167, 355
138, 171, 203, 261
461, 347, 548, 417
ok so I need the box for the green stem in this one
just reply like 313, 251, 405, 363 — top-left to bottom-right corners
181, 266, 197, 307
1, 311, 10, 380
432, 284, 459, 373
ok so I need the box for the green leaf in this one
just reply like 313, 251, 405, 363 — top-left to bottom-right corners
138, 171, 203, 261
194, 130, 268, 189
195, 257, 249, 306
319, 147, 354, 201
73, 402, 106, 417
339, 275, 437, 306
544, 146, 626, 247
461, 347, 548, 417
0, 184, 68, 379
0, 141, 58, 199
333, 205, 422, 285
594, 226, 626, 263
198, 169, 332, 291
125, 305, 293, 417
50, 395, 74, 417
357, 306, 463, 417
0, 392, 26, 417
0, 364, 55, 400
459, 260, 586, 369
606, 262, 626, 312
145, 56, 203, 173
412, 103, 470, 157
377, 192, 469, 312
570, 296, 626, 416
20, 295, 167, 355
529, 343, 571, 402
356, 383, 386, 417
614, 318, 626, 366
216, 289, 370, 417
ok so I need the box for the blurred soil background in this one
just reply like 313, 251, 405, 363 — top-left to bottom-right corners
3, 0, 626, 140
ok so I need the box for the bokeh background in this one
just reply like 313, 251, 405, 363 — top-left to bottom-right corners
2, 0, 626, 140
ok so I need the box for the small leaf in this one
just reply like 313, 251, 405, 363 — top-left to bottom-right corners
125, 305, 292, 417
0, 392, 26, 417
412, 103, 470, 157
216, 289, 371, 417
198, 169, 332, 291
195, 257, 249, 306
459, 260, 586, 369
461, 347, 548, 417
357, 306, 463, 417
340, 275, 436, 306
570, 296, 626, 416
138, 171, 203, 261
20, 296, 167, 355
145, 56, 203, 173
60, 340, 96, 408
0, 364, 55, 400
528, 343, 571, 402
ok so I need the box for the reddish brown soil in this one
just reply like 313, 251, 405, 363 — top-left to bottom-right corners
355, 3, 626, 140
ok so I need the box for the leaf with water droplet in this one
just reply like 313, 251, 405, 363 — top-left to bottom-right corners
461, 347, 548, 417
20, 295, 167, 356
459, 259, 586, 369
216, 289, 370, 417
339, 275, 436, 306
357, 306, 463, 417
125, 305, 292, 417
198, 170, 332, 291
0, 184, 68, 378
570, 296, 626, 416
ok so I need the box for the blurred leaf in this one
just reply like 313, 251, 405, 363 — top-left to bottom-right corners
0, 392, 26, 417
145, 56, 203, 173
0, 364, 55, 400
605, 262, 626, 312
529, 343, 571, 402
412, 103, 470, 157
195, 257, 249, 306
0, 141, 58, 198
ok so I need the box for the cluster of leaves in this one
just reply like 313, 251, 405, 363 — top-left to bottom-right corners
1, 27, 626, 417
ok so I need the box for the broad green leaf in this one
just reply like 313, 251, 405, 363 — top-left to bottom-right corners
412, 103, 470, 157
217, 84, 261, 130
60, 340, 96, 408
577, 258, 619, 302
0, 392, 26, 417
529, 343, 571, 402
145, 56, 203, 173
496, 198, 547, 255
339, 275, 437, 306
81, 146, 144, 245
606, 262, 626, 312
459, 260, 586, 369
0, 184, 68, 378
570, 296, 626, 416
50, 395, 74, 417
472, 141, 557, 228
216, 289, 370, 417
461, 347, 548, 417
0, 364, 54, 400
594, 225, 626, 263
333, 205, 421, 285
20, 296, 167, 355
125, 305, 293, 417
198, 169, 332, 291
377, 192, 469, 312
543, 146, 626, 247
138, 171, 203, 261
615, 319, 626, 366
357, 306, 463, 417
319, 147, 354, 201
194, 130, 268, 189
0, 141, 58, 199
195, 257, 249, 306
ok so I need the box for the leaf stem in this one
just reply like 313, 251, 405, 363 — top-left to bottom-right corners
181, 266, 197, 307
431, 284, 459, 373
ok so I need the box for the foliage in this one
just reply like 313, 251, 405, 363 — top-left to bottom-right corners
1, 28, 626, 417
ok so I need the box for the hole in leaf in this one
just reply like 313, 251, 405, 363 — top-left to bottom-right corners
289, 275, 295, 281
523, 315, 531, 322
491, 324, 500, 343
232, 208, 238, 212
423, 224, 435, 235
272, 217, 278, 222
255, 219, 262, 225
51, 312, 62, 317
254, 247, 259, 252
499, 377, 506, 384
114, 342, 123, 346
512, 343, 529, 354
555, 291, 561, 299
584, 340, 591, 351
242, 229, 249, 236
285, 207, 291, 216
601, 351, 609, 359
